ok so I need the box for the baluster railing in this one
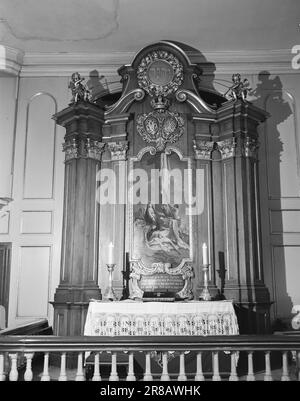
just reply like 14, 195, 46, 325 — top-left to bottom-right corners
178, 352, 187, 381
161, 352, 170, 381
297, 351, 300, 381
24, 353, 34, 381
92, 352, 101, 381
109, 352, 119, 381
212, 351, 221, 381
126, 352, 136, 381
281, 351, 290, 381
143, 352, 153, 381
75, 352, 85, 381
195, 352, 204, 381
9, 353, 18, 381
229, 351, 238, 381
0, 354, 5, 381
41, 352, 50, 381
246, 351, 255, 381
58, 352, 67, 381
0, 334, 299, 382
264, 351, 273, 381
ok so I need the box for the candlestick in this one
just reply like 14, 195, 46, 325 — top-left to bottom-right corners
104, 264, 117, 301
202, 242, 208, 266
108, 242, 114, 265
199, 263, 212, 301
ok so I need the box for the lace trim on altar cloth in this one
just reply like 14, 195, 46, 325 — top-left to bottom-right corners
90, 312, 239, 336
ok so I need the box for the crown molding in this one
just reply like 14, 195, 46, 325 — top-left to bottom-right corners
0, 45, 24, 76
15, 48, 299, 77
21, 52, 132, 77
201, 49, 297, 75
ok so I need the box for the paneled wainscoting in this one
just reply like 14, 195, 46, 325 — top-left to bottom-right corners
0, 335, 299, 381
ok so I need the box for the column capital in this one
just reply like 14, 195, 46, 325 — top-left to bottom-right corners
217, 138, 236, 159
242, 136, 259, 159
62, 138, 105, 162
107, 140, 129, 161
193, 139, 214, 160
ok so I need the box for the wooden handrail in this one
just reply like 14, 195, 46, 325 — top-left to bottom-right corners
0, 319, 51, 336
0, 334, 300, 353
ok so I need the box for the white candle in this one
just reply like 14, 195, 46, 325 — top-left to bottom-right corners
202, 242, 208, 266
108, 242, 114, 265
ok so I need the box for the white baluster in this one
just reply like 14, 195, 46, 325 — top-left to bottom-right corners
58, 352, 67, 381
41, 352, 50, 381
24, 353, 34, 381
298, 351, 300, 381
178, 352, 187, 381
126, 352, 136, 381
281, 351, 290, 381
229, 352, 238, 381
9, 353, 18, 381
195, 352, 204, 381
75, 352, 85, 381
109, 352, 119, 381
0, 354, 5, 381
143, 352, 153, 381
92, 353, 101, 381
161, 352, 170, 381
246, 351, 255, 381
264, 351, 273, 381
212, 351, 221, 381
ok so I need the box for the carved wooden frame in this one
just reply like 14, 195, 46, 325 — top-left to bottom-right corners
127, 145, 194, 299
129, 260, 194, 300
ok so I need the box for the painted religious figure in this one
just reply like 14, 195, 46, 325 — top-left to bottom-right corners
131, 150, 192, 267
133, 202, 190, 266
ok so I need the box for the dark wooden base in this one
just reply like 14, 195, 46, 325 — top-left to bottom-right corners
234, 301, 273, 334
51, 284, 102, 336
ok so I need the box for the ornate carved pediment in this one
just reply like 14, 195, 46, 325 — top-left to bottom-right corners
137, 50, 184, 98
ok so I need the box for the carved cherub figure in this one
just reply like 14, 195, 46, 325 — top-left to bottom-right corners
225, 73, 252, 102
68, 72, 91, 103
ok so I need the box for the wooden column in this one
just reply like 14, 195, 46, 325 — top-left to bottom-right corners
216, 100, 271, 333
52, 101, 105, 336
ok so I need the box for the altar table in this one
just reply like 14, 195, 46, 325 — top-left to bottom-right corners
84, 300, 239, 337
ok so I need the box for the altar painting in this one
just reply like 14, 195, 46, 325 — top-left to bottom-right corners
130, 150, 192, 267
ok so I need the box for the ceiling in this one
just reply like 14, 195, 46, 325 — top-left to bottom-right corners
0, 0, 299, 54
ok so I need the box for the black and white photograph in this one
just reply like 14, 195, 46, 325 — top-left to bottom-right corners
0, 0, 299, 392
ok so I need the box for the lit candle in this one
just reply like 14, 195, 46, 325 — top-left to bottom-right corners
202, 242, 208, 266
108, 242, 114, 265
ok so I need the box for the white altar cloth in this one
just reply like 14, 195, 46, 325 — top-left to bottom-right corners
84, 300, 239, 337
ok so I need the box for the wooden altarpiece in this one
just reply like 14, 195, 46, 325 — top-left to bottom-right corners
52, 41, 271, 336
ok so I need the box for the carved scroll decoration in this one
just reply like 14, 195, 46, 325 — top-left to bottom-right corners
136, 110, 184, 152
137, 50, 184, 98
129, 260, 194, 300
